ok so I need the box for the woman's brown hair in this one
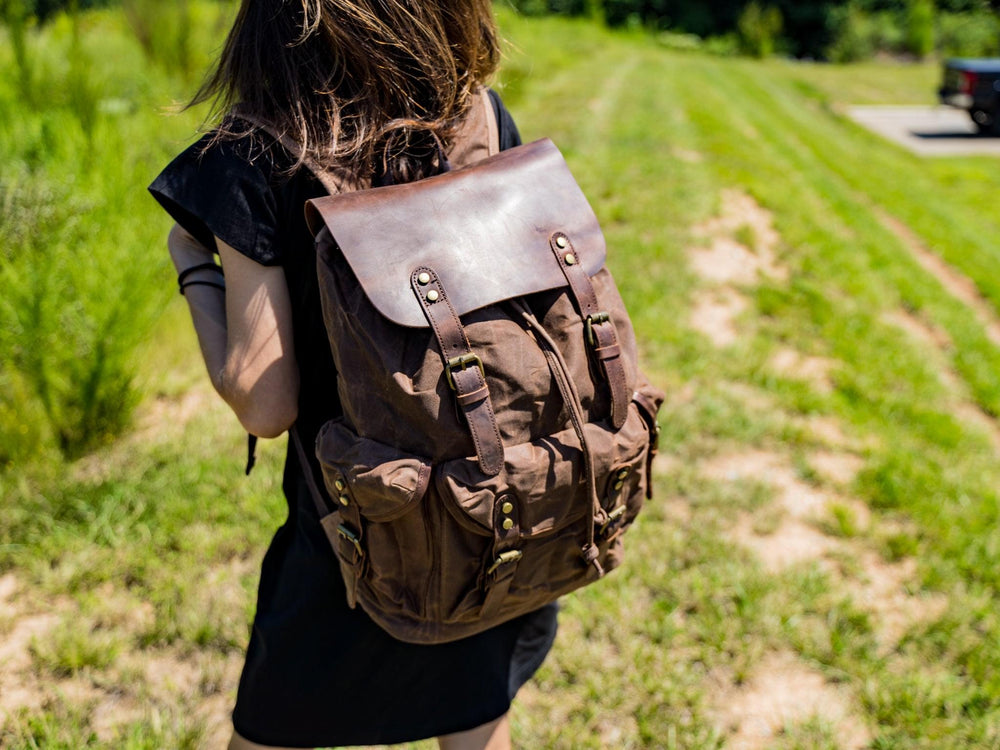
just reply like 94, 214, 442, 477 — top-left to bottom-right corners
192, 0, 501, 182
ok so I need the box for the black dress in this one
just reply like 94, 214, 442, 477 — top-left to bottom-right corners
148, 92, 558, 748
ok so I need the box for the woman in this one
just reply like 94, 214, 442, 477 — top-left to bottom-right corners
148, 2, 558, 748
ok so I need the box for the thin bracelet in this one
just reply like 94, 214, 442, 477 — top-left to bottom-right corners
178, 261, 223, 286
178, 262, 224, 295
180, 278, 226, 295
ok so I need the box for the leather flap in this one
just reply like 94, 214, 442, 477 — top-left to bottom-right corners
305, 138, 605, 328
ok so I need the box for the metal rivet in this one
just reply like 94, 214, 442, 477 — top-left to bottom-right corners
502, 518, 514, 531
564, 252, 577, 266
417, 272, 431, 285
426, 290, 439, 302
501, 501, 514, 514
613, 480, 624, 491
555, 235, 568, 248
339, 495, 350, 507
617, 468, 631, 480
334, 479, 346, 491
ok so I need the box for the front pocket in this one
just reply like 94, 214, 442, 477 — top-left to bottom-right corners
434, 404, 652, 613
437, 405, 652, 539
316, 419, 431, 522
436, 424, 587, 539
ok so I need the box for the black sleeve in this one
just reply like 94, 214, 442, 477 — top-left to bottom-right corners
487, 88, 523, 151
148, 134, 283, 266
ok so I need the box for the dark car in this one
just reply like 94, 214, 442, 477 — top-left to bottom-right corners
939, 58, 1000, 135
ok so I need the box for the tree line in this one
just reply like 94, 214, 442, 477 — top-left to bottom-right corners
510, 0, 1000, 58
3, 0, 999, 59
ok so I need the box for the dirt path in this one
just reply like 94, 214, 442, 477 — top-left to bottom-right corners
877, 209, 1000, 348
686, 190, 955, 748
874, 209, 1000, 454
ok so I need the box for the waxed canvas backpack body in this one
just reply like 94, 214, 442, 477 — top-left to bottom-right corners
293, 91, 664, 644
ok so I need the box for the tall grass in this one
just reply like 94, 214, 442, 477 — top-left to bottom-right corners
124, 0, 194, 81
0, 0, 34, 104
0, 3, 233, 462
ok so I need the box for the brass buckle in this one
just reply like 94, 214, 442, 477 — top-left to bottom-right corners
585, 312, 611, 347
599, 505, 626, 536
337, 524, 364, 558
445, 353, 484, 391
486, 549, 523, 576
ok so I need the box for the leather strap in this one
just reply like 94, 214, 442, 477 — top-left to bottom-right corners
481, 558, 519, 618
481, 494, 522, 618
290, 425, 332, 518
481, 88, 500, 157
411, 267, 504, 476
548, 232, 629, 429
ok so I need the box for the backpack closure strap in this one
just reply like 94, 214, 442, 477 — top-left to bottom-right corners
548, 232, 629, 430
411, 267, 505, 477
290, 425, 365, 607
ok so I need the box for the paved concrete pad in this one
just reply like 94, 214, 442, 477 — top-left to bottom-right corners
846, 106, 1000, 157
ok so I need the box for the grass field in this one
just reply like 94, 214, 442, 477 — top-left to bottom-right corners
3, 6, 1000, 749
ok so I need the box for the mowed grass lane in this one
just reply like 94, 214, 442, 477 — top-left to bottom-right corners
503, 14, 1000, 748
4, 10, 1000, 749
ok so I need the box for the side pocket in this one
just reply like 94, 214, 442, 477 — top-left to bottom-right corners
315, 418, 434, 616
632, 371, 665, 500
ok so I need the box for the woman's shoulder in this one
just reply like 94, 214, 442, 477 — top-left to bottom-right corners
152, 126, 290, 196
149, 129, 291, 264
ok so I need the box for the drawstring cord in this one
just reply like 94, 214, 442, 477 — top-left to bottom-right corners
514, 301, 605, 578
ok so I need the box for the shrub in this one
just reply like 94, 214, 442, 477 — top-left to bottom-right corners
937, 10, 1000, 56
868, 10, 906, 54
0, 0, 34, 103
737, 1, 784, 57
826, 2, 878, 62
704, 32, 742, 57
21, 0, 113, 22
656, 29, 704, 52
504, 0, 589, 16
905, 0, 936, 58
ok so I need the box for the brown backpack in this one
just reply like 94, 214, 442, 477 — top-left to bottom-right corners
291, 91, 664, 644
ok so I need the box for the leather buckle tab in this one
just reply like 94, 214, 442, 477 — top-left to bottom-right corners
486, 549, 523, 576
446, 353, 485, 391
599, 505, 627, 536
337, 524, 364, 558
585, 311, 611, 347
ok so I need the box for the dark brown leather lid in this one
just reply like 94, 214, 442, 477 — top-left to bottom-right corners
305, 138, 606, 328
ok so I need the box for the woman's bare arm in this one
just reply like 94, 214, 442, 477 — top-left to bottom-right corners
168, 224, 299, 437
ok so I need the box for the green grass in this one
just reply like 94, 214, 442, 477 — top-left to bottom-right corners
29, 620, 123, 676
4, 4, 1000, 749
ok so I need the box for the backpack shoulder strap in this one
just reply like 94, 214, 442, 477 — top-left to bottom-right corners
290, 425, 333, 516
482, 87, 501, 156
443, 87, 499, 168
